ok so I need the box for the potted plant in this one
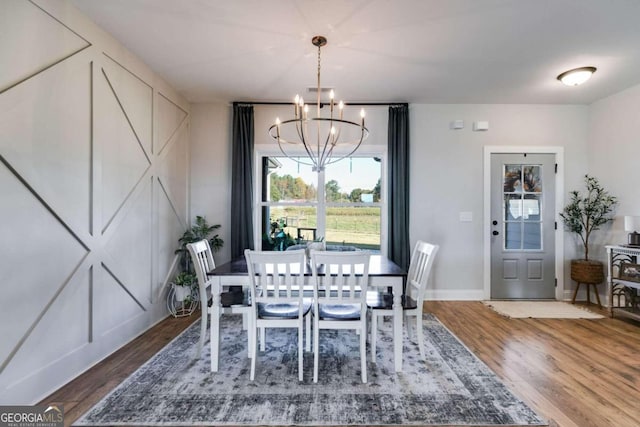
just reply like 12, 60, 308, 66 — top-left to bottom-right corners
172, 271, 196, 303
560, 175, 617, 284
176, 215, 224, 272
170, 216, 224, 314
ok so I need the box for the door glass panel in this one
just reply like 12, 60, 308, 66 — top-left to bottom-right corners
522, 194, 541, 221
523, 165, 542, 193
505, 222, 522, 250
504, 165, 523, 193
503, 163, 544, 250
523, 222, 542, 249
504, 194, 523, 220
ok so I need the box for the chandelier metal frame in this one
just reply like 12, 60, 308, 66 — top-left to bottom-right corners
268, 36, 369, 172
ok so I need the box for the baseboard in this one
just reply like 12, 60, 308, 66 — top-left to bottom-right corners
425, 289, 485, 301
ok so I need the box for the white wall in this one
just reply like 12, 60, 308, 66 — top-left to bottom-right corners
0, 0, 190, 404
410, 104, 589, 299
588, 83, 640, 256
190, 104, 232, 264
191, 102, 591, 301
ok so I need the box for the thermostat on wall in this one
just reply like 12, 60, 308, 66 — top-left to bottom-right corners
473, 121, 489, 131
450, 120, 464, 130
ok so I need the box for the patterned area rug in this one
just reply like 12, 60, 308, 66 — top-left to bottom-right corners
483, 301, 604, 319
74, 314, 546, 426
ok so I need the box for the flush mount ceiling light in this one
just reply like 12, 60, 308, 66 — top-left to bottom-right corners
557, 66, 597, 86
268, 36, 368, 172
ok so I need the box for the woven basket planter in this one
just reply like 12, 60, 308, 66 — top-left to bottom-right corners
570, 259, 604, 284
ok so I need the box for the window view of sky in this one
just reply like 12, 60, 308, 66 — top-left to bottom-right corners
274, 157, 381, 193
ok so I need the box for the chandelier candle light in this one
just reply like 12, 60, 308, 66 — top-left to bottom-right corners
269, 36, 369, 172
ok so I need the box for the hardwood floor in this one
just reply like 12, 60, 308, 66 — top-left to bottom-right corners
41, 314, 195, 426
41, 302, 640, 427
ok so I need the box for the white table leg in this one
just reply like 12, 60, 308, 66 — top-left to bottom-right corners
392, 279, 403, 372
210, 276, 221, 372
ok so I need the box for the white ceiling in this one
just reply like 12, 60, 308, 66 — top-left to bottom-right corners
70, 0, 640, 105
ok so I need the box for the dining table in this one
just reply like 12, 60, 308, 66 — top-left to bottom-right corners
206, 254, 407, 372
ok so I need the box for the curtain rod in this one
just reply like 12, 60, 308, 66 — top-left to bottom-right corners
233, 101, 408, 107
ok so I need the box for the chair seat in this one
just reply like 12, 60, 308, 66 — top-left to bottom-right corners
366, 291, 417, 310
257, 300, 312, 320
318, 303, 361, 320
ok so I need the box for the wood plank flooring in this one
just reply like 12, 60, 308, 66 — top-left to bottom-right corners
41, 301, 640, 427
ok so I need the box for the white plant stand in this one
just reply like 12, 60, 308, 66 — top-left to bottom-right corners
167, 284, 199, 318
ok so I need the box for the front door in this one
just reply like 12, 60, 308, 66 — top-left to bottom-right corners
490, 153, 556, 299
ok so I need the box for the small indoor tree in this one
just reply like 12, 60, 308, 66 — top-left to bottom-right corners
560, 175, 616, 293
560, 175, 617, 261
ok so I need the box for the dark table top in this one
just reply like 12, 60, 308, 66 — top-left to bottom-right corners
209, 254, 406, 277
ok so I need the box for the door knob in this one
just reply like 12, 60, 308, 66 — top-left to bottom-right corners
492, 230, 499, 236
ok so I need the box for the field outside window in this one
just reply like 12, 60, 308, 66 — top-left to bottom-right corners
260, 156, 383, 251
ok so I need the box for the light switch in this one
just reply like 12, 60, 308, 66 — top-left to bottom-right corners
459, 211, 473, 222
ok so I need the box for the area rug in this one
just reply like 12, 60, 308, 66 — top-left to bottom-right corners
74, 314, 546, 426
483, 301, 604, 319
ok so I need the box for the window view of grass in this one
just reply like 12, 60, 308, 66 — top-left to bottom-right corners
262, 157, 382, 251
268, 206, 381, 249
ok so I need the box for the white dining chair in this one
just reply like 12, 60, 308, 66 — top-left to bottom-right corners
187, 240, 252, 359
310, 250, 371, 383
244, 249, 311, 381
367, 241, 439, 361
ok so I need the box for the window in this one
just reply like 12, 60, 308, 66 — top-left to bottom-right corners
502, 164, 543, 250
258, 156, 385, 252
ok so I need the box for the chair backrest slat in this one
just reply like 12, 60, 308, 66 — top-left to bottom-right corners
405, 241, 439, 303
187, 239, 216, 306
245, 249, 306, 304
310, 251, 370, 304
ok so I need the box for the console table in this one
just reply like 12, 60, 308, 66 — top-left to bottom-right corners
605, 245, 640, 320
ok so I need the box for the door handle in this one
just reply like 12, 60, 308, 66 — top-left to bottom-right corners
492, 230, 499, 236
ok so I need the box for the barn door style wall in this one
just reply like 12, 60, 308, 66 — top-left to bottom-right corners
0, 0, 190, 404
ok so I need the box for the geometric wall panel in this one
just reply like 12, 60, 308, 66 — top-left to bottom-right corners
0, 53, 91, 237
3, 268, 90, 387
94, 265, 146, 338
0, 1, 89, 93
103, 180, 152, 303
157, 93, 187, 154
0, 161, 88, 372
0, 0, 190, 405
96, 68, 151, 232
157, 123, 189, 225
102, 55, 153, 157
157, 180, 186, 290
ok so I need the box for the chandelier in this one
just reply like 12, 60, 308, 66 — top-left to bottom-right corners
268, 36, 369, 172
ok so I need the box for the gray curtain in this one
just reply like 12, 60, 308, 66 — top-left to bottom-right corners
231, 104, 254, 258
388, 104, 410, 270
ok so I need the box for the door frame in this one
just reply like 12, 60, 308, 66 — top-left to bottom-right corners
483, 146, 565, 300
